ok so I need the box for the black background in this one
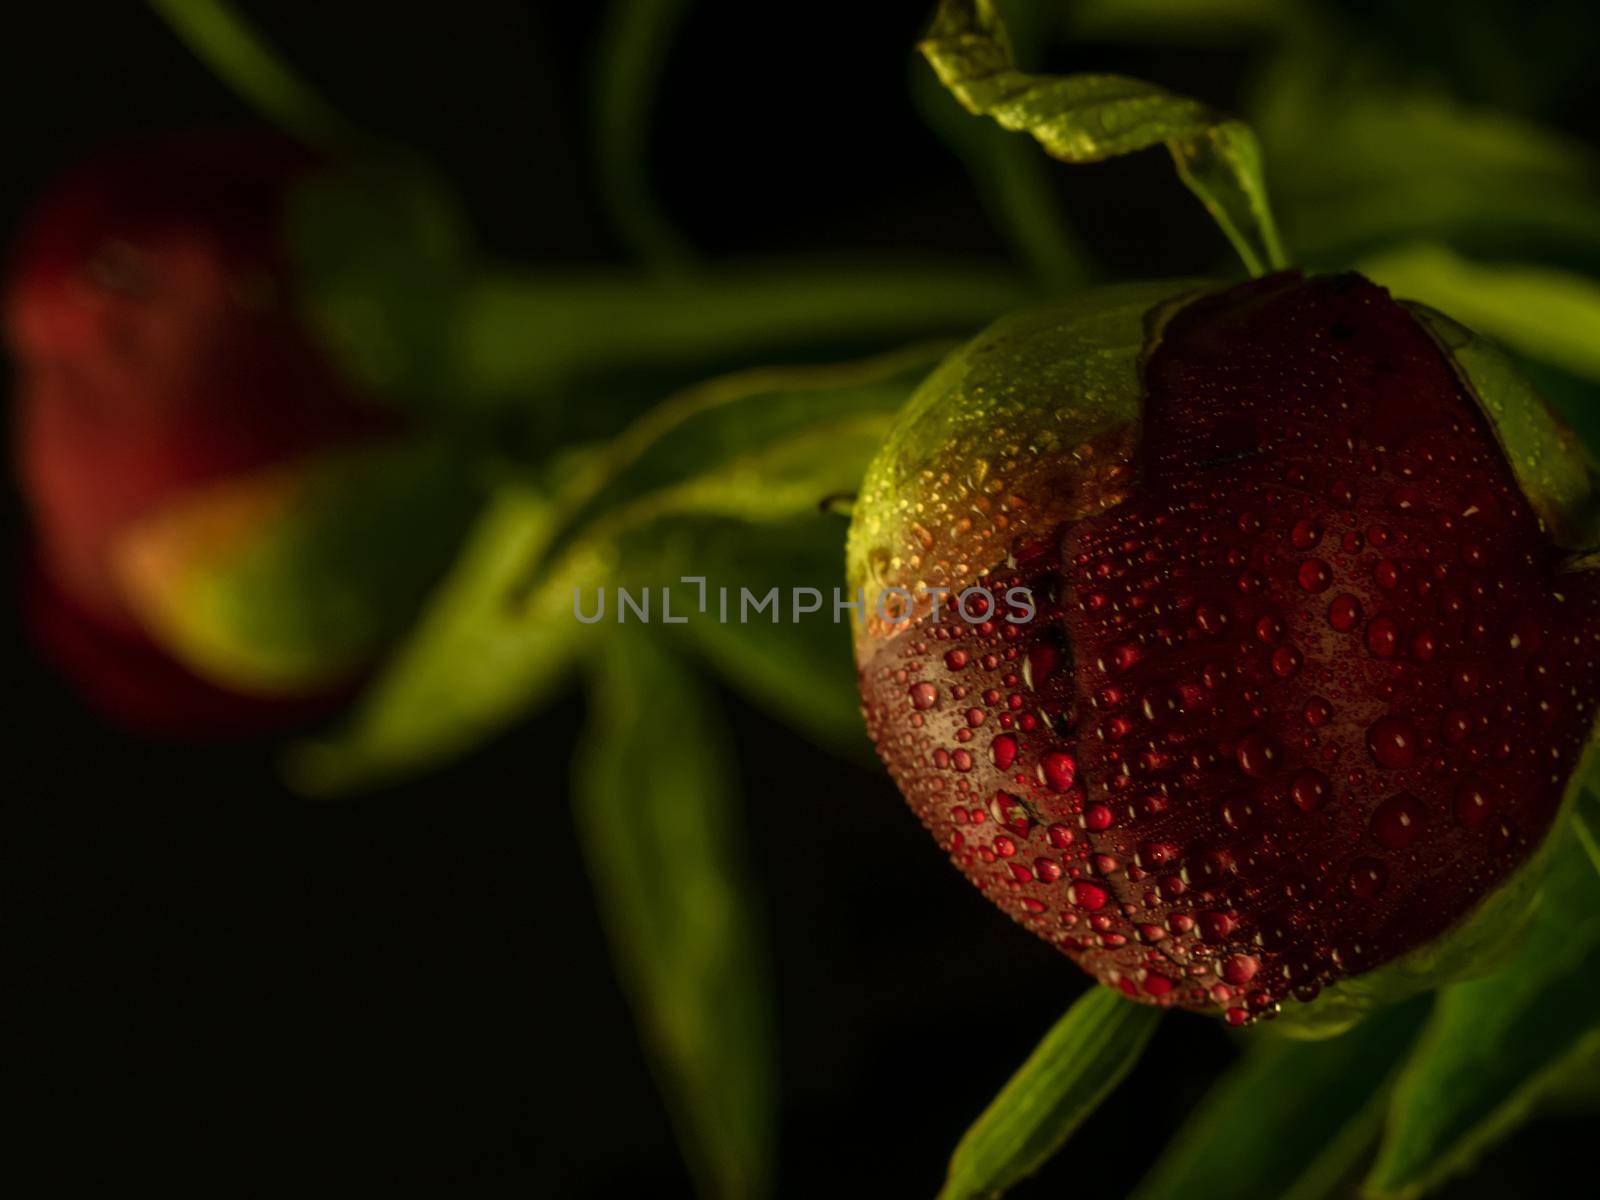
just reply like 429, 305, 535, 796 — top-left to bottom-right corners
3, 2, 1593, 1194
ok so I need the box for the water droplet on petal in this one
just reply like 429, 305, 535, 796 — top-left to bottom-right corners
1367, 716, 1419, 768
1038, 751, 1077, 792
1372, 793, 1424, 848
1328, 594, 1362, 632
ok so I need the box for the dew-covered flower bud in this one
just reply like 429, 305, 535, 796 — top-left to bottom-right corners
850, 273, 1600, 1025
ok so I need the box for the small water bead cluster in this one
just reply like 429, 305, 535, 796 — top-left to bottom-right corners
857, 426, 1135, 641
862, 566, 1194, 993
849, 310, 1149, 643
1054, 473, 1595, 1019
859, 273, 1600, 1021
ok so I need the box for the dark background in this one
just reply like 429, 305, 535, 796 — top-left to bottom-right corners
3, 2, 1593, 1194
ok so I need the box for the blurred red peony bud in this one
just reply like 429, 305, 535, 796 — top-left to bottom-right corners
6, 133, 405, 736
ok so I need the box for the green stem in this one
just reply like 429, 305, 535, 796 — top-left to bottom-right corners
449, 261, 1032, 401
147, 0, 357, 147
593, 0, 697, 275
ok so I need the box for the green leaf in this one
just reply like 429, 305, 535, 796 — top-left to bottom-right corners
1538, 1035, 1600, 1116
593, 0, 696, 273
919, 0, 1287, 275
147, 0, 356, 146
287, 483, 593, 794
1130, 999, 1430, 1200
618, 516, 871, 756
298, 343, 947, 791
575, 632, 775, 1200
120, 439, 477, 696
1361, 243, 1600, 384
450, 263, 1030, 408
524, 343, 950, 594
1406, 300, 1600, 551
1365, 803, 1600, 1198
1252, 36, 1600, 267
940, 987, 1161, 1200
909, 4, 1090, 292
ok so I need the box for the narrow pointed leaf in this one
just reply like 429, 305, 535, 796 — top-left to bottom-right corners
919, 0, 1286, 275
521, 344, 949, 596
1365, 803, 1600, 1198
296, 347, 944, 792
941, 988, 1160, 1199
1131, 998, 1430, 1200
909, 0, 1089, 292
575, 632, 775, 1200
616, 516, 870, 755
287, 484, 593, 793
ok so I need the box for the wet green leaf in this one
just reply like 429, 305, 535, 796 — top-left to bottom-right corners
910, 0, 1089, 292
1407, 302, 1600, 551
287, 484, 592, 794
920, 0, 1286, 275
940, 987, 1161, 1200
576, 632, 775, 1200
1365, 802, 1600, 1198
121, 439, 477, 697
1131, 999, 1430, 1200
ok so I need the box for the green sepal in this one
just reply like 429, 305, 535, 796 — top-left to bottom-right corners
120, 438, 477, 696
